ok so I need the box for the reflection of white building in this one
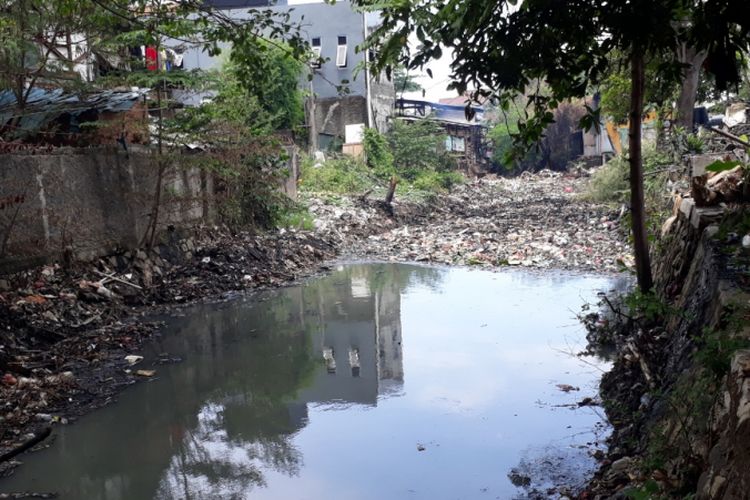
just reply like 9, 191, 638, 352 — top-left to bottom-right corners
296, 268, 404, 408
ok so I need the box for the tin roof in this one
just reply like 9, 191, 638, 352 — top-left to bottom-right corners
0, 87, 149, 134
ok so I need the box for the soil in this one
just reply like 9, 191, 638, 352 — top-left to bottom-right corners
0, 167, 631, 480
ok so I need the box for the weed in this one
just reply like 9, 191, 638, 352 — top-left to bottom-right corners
299, 155, 375, 194
276, 204, 315, 230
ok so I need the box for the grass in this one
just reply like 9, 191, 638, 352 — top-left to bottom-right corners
298, 153, 465, 198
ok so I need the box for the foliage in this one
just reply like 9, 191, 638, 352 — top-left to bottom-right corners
276, 204, 315, 231
392, 65, 423, 93
599, 55, 680, 125
696, 306, 750, 377
163, 58, 304, 230
229, 42, 305, 131
355, 0, 750, 292
623, 289, 672, 323
411, 170, 464, 192
667, 125, 705, 154
358, 0, 748, 155
386, 119, 453, 180
363, 127, 394, 177
585, 155, 631, 204
299, 155, 375, 194
585, 148, 672, 208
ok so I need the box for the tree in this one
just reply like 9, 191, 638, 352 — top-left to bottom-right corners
392, 65, 423, 94
356, 0, 750, 292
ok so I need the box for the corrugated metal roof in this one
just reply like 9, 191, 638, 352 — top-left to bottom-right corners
396, 98, 485, 126
0, 87, 149, 134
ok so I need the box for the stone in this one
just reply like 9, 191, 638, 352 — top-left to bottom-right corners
679, 198, 695, 219
661, 215, 677, 237
709, 475, 727, 498
689, 154, 727, 177
609, 457, 633, 475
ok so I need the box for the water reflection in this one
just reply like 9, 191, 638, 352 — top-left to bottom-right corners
0, 264, 625, 500
150, 264, 424, 499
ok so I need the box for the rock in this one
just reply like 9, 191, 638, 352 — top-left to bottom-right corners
96, 285, 114, 299
508, 470, 531, 487
609, 457, 633, 475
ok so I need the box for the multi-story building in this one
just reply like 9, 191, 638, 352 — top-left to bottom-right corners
189, 0, 395, 150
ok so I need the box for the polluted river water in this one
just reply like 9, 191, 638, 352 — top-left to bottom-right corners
1, 263, 628, 499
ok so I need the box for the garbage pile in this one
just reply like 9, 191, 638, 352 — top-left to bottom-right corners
309, 170, 633, 272
0, 227, 336, 462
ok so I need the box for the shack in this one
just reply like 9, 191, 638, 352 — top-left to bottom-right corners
394, 98, 490, 174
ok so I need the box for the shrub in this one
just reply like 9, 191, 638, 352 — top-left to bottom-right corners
386, 120, 449, 180
363, 128, 394, 178
412, 170, 464, 192
299, 155, 374, 193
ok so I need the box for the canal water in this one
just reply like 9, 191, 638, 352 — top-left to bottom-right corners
1, 263, 627, 499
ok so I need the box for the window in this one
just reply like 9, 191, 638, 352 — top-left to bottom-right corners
445, 135, 466, 152
311, 37, 322, 68
336, 35, 347, 68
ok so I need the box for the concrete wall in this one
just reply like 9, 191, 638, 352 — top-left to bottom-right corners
0, 147, 208, 270
314, 95, 367, 143
0, 145, 299, 273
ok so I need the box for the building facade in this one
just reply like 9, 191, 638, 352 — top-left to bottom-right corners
185, 0, 395, 150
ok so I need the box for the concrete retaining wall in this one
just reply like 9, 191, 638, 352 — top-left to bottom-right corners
0, 145, 298, 273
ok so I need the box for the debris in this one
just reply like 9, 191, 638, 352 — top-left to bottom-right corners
124, 355, 144, 365
44, 372, 75, 385
0, 427, 51, 465
417, 444, 426, 451
307, 169, 632, 273
135, 369, 156, 377
742, 234, 750, 249
556, 384, 580, 393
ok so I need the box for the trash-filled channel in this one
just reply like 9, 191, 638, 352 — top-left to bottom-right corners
1, 263, 628, 499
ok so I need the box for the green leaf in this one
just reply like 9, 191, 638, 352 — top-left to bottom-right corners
705, 160, 742, 173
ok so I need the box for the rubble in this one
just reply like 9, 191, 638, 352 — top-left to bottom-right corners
309, 169, 632, 273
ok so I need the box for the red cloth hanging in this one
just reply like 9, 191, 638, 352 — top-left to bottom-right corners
145, 46, 158, 71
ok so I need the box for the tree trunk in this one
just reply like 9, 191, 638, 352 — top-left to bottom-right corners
675, 45, 707, 131
384, 175, 398, 206
629, 52, 654, 293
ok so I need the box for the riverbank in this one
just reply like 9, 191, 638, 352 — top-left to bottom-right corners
0, 168, 630, 479
581, 201, 750, 499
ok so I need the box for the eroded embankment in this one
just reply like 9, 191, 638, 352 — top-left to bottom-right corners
584, 200, 750, 499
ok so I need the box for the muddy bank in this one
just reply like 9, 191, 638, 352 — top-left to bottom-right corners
0, 227, 336, 472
